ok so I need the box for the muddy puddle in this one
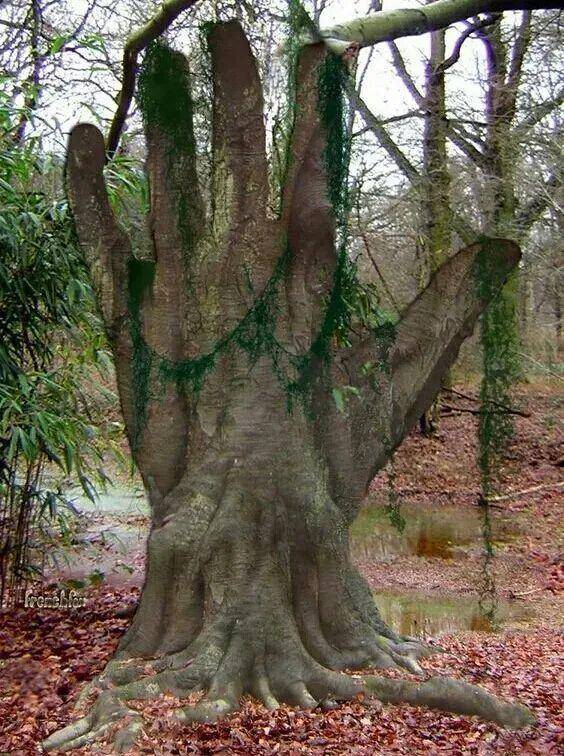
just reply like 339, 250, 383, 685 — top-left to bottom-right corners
351, 499, 518, 560
44, 486, 529, 632
351, 499, 529, 633
374, 592, 531, 636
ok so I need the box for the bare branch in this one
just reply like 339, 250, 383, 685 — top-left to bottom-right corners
13, 0, 43, 143
360, 232, 401, 311
316, 0, 561, 52
507, 10, 532, 93
447, 125, 489, 169
437, 13, 501, 71
516, 87, 564, 130
347, 84, 419, 183
515, 172, 561, 234
347, 85, 476, 243
387, 41, 424, 106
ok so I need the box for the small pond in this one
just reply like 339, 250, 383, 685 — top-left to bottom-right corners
351, 500, 517, 560
374, 592, 531, 636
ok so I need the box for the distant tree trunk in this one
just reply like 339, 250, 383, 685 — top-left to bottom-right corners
553, 208, 563, 352
519, 262, 533, 346
419, 27, 452, 436
477, 14, 530, 378
481, 15, 530, 233
44, 21, 529, 752
12, 0, 44, 144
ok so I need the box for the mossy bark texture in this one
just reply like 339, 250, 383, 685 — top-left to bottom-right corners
45, 21, 529, 752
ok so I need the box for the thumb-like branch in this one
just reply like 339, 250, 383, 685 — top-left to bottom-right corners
388, 239, 520, 445
329, 239, 520, 495
66, 123, 130, 331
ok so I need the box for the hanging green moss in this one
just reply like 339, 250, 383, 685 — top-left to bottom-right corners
127, 258, 155, 451
159, 245, 291, 393
474, 239, 521, 496
137, 41, 196, 155
317, 52, 350, 228
474, 237, 521, 625
270, 0, 311, 207
137, 41, 200, 259
129, 8, 397, 443
285, 46, 396, 411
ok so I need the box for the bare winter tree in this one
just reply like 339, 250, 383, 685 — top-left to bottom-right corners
346, 6, 561, 378
42, 0, 561, 751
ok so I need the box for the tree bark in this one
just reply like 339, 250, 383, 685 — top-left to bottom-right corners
44, 21, 529, 752
315, 0, 560, 53
419, 24, 452, 436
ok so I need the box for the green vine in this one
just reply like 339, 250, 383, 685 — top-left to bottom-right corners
474, 237, 521, 624
159, 246, 291, 393
127, 19, 396, 455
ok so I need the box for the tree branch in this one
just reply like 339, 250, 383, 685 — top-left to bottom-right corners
516, 87, 564, 130
387, 40, 425, 106
447, 125, 489, 170
515, 172, 561, 234
207, 20, 272, 287
335, 239, 520, 489
66, 124, 130, 329
315, 0, 561, 52
347, 85, 419, 183
360, 232, 401, 311
437, 13, 501, 71
282, 44, 339, 342
441, 385, 530, 416
13, 0, 43, 144
347, 85, 476, 243
507, 10, 532, 93
105, 0, 201, 157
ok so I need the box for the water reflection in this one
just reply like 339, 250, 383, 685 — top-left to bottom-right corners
374, 592, 530, 636
351, 500, 515, 561
352, 500, 527, 635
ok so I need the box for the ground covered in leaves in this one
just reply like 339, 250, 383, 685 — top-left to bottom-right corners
1, 381, 562, 755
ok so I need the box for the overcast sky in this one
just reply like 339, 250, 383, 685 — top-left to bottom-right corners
0, 0, 546, 162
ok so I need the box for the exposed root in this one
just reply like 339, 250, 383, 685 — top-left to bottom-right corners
175, 696, 239, 724
41, 624, 534, 753
363, 675, 536, 729
41, 691, 141, 752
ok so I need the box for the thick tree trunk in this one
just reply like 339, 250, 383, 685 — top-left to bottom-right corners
420, 25, 452, 436
115, 375, 403, 691
44, 21, 530, 752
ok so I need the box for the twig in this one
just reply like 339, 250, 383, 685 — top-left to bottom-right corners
440, 403, 527, 417
437, 14, 501, 72
488, 481, 564, 502
360, 232, 401, 312
509, 586, 544, 598
518, 352, 564, 381
441, 386, 530, 417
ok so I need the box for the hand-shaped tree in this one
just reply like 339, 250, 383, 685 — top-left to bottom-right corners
44, 10, 534, 753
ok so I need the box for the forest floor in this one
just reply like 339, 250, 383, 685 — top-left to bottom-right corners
0, 379, 562, 755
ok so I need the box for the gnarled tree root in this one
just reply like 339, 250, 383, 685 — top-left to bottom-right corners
41, 643, 535, 752
364, 675, 536, 730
